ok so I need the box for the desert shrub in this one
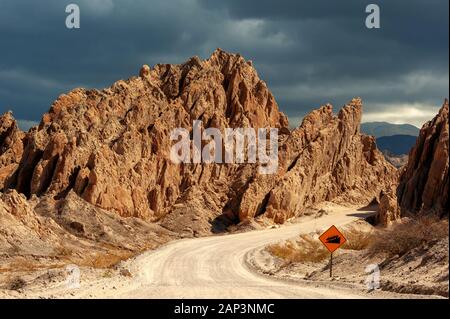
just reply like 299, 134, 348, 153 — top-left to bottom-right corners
369, 215, 448, 257
268, 234, 329, 263
342, 229, 375, 250
53, 245, 74, 257
83, 251, 134, 269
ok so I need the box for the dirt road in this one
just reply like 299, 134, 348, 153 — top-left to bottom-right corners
11, 207, 429, 299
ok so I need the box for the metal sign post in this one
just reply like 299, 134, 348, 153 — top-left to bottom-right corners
329, 252, 333, 277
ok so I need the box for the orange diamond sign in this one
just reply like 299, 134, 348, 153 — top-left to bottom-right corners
319, 225, 347, 253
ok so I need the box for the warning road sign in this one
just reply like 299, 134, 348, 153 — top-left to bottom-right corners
319, 225, 347, 253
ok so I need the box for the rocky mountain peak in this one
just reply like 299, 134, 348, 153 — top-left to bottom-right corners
1, 50, 397, 236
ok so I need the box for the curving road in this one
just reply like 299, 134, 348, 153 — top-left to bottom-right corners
22, 206, 417, 299
86, 207, 375, 298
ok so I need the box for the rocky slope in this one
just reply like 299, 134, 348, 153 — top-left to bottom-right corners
0, 188, 175, 275
254, 218, 448, 297
397, 100, 449, 217
1, 49, 396, 238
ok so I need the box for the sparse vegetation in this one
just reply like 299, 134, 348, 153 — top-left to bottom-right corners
268, 216, 449, 264
267, 234, 329, 263
369, 215, 449, 257
82, 251, 134, 269
260, 215, 449, 298
342, 228, 375, 250
53, 245, 75, 257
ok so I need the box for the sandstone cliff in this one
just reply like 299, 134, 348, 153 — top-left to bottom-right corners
1, 50, 397, 236
397, 100, 449, 217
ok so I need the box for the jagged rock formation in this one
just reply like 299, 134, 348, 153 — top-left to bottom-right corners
397, 100, 449, 217
0, 112, 24, 186
1, 49, 397, 236
376, 186, 401, 226
238, 99, 397, 223
3, 49, 289, 235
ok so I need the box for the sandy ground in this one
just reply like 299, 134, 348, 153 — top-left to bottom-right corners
0, 205, 439, 299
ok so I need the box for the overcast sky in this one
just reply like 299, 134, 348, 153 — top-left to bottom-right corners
0, 0, 448, 129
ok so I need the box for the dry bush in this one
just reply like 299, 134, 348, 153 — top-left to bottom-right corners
81, 251, 134, 269
369, 215, 449, 257
268, 234, 329, 263
53, 245, 75, 257
342, 229, 375, 250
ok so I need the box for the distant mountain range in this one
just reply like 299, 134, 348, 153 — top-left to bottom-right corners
376, 135, 418, 155
361, 122, 420, 164
361, 122, 419, 138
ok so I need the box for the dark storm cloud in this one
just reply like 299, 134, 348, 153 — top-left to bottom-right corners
0, 0, 448, 128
